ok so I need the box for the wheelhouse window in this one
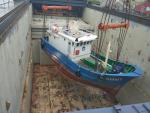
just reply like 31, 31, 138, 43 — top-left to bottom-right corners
72, 42, 74, 46
80, 42, 83, 46
76, 43, 79, 47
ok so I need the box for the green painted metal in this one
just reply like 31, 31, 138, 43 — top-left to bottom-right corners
80, 51, 135, 73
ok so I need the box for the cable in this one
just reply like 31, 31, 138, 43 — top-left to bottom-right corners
116, 0, 130, 60
95, 0, 131, 70
95, 0, 117, 71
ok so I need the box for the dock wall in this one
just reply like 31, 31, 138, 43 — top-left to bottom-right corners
0, 4, 32, 113
82, 7, 150, 104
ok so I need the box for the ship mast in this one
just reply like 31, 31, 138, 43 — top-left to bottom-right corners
95, 0, 131, 71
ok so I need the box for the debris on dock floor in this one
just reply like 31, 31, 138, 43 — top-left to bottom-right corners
31, 64, 115, 113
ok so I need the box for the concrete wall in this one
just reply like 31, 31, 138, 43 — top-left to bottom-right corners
31, 15, 54, 65
0, 4, 32, 113
31, 30, 51, 65
82, 8, 150, 104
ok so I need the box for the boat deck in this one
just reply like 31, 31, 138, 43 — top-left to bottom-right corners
31, 64, 115, 113
79, 56, 112, 72
79, 53, 136, 73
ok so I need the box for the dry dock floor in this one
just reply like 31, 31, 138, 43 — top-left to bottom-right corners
31, 64, 115, 113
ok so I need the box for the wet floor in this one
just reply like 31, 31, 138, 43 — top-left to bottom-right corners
31, 64, 116, 113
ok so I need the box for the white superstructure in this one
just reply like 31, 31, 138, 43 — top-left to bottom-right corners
47, 20, 97, 61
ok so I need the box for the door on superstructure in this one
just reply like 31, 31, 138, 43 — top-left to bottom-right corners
68, 41, 71, 56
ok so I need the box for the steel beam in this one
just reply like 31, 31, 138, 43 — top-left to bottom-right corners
30, 0, 87, 7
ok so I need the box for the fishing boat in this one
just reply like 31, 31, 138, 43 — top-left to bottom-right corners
41, 5, 143, 95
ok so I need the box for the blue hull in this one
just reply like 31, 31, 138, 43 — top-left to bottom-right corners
41, 38, 143, 95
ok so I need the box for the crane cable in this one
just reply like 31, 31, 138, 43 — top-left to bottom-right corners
97, 0, 117, 54
96, 0, 115, 55
95, 0, 116, 70
95, 0, 131, 70
95, 0, 112, 69
117, 0, 130, 60
99, 0, 116, 52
